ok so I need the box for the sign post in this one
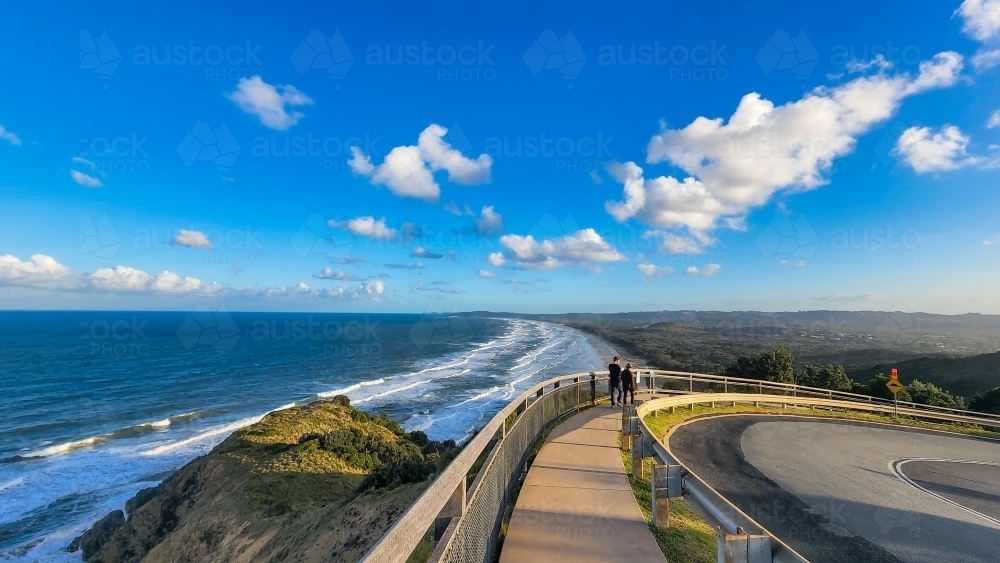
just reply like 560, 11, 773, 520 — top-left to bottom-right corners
886, 369, 903, 416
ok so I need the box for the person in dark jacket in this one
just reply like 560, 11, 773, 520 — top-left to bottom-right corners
608, 356, 623, 407
621, 363, 636, 406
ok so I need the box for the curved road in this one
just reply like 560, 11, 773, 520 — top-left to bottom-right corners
669, 416, 1000, 563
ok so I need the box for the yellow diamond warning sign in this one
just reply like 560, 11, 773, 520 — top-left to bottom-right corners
886, 379, 904, 394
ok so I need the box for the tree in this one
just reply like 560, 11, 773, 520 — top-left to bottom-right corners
970, 387, 1000, 414
725, 346, 795, 384
797, 363, 854, 391
868, 373, 912, 402
906, 380, 965, 409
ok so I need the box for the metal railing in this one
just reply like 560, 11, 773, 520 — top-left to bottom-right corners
359, 371, 609, 563
631, 391, 1000, 563
641, 370, 1000, 428
359, 368, 1000, 563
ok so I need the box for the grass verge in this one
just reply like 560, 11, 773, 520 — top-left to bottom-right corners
619, 439, 716, 563
642, 402, 1000, 442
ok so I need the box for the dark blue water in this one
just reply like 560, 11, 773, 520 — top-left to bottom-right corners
0, 311, 607, 562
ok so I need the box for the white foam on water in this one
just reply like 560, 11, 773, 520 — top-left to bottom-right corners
0, 317, 607, 563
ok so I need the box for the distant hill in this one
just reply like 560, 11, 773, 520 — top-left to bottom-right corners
848, 352, 1000, 400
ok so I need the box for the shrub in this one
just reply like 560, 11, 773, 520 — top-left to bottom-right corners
724, 346, 794, 384
970, 387, 1000, 414
796, 363, 854, 391
906, 380, 965, 409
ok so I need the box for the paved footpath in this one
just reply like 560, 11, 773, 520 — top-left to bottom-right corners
500, 404, 666, 563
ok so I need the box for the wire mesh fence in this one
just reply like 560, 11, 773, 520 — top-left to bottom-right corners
434, 378, 593, 563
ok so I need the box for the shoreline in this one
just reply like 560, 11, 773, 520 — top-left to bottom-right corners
555, 322, 651, 369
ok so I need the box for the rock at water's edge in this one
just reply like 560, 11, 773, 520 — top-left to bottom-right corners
125, 487, 158, 516
68, 510, 125, 560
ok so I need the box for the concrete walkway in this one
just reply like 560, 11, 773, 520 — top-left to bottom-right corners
500, 405, 666, 563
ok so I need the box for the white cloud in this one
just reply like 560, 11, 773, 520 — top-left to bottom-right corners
72, 156, 97, 170
972, 48, 1000, 71
89, 266, 220, 294
892, 125, 980, 172
499, 228, 625, 269
329, 216, 398, 240
957, 1, 1000, 71
411, 246, 444, 259
989, 110, 1000, 128
477, 269, 499, 279
318, 280, 385, 300
845, 54, 893, 73
486, 252, 506, 267
0, 125, 21, 146
684, 263, 721, 277
814, 293, 881, 302
637, 263, 673, 277
172, 229, 213, 249
413, 283, 464, 294
349, 124, 492, 202
957, 0, 1000, 42
70, 170, 103, 187
0, 254, 69, 287
607, 52, 963, 250
443, 201, 464, 216
314, 268, 360, 281
475, 205, 504, 236
384, 262, 424, 269
227, 76, 313, 130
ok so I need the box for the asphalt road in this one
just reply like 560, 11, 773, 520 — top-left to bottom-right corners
670, 416, 1000, 563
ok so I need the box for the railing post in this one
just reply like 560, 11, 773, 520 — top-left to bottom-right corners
590, 372, 597, 405
631, 437, 643, 478
434, 476, 466, 541
652, 464, 683, 530
574, 377, 581, 407
621, 407, 631, 450
717, 526, 771, 563
724, 378, 728, 394
689, 373, 693, 392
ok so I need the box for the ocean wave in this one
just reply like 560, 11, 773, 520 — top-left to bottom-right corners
9, 411, 215, 462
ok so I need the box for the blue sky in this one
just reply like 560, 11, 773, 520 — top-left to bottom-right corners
1, 0, 999, 314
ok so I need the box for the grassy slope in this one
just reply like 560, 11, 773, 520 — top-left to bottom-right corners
92, 400, 435, 563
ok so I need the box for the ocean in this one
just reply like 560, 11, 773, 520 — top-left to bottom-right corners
0, 311, 611, 562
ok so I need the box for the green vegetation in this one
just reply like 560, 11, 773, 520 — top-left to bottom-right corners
724, 346, 795, 383
848, 351, 1000, 399
796, 363, 853, 391
619, 443, 715, 563
223, 396, 460, 514
970, 387, 1000, 414
714, 346, 967, 410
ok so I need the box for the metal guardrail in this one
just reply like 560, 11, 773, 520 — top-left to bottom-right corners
359, 369, 1000, 563
632, 391, 1000, 563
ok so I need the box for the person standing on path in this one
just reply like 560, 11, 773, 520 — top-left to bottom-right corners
621, 363, 636, 406
608, 356, 623, 407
